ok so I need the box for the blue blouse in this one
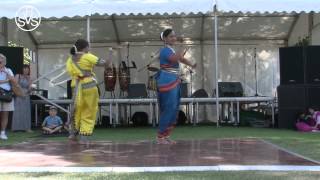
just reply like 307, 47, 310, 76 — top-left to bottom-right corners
159, 46, 179, 69
156, 46, 181, 92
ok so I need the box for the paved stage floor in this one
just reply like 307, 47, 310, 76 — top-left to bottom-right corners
0, 139, 318, 167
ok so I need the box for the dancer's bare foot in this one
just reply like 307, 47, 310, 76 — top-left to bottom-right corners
68, 134, 78, 142
165, 137, 176, 144
157, 137, 171, 144
79, 135, 90, 145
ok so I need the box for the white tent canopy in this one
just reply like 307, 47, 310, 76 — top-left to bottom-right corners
218, 0, 320, 12
1, 0, 318, 46
10, 12, 297, 45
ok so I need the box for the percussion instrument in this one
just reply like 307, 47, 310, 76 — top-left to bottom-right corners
147, 75, 157, 91
104, 63, 117, 91
118, 64, 130, 91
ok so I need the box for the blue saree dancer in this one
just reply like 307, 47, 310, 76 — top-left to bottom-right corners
156, 29, 196, 144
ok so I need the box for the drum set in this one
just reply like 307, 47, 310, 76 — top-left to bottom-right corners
104, 63, 159, 97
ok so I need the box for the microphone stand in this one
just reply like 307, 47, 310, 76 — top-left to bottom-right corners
126, 43, 130, 77
189, 68, 193, 96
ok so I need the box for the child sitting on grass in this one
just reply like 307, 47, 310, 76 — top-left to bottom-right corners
42, 106, 63, 134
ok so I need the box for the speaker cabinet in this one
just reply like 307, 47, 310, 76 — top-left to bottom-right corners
0, 46, 24, 75
191, 89, 209, 98
277, 85, 307, 129
277, 84, 320, 129
306, 46, 320, 84
306, 86, 320, 108
131, 112, 148, 126
279, 47, 304, 85
177, 110, 187, 125
128, 83, 147, 98
277, 85, 306, 108
218, 82, 243, 97
278, 108, 304, 129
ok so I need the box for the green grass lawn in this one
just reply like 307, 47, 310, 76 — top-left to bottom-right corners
1, 126, 320, 179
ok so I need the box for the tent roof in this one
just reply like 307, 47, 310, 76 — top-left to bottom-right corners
2, 0, 318, 46
218, 0, 320, 13
18, 12, 297, 45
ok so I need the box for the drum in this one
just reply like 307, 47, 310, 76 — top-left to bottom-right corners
118, 66, 130, 91
104, 64, 117, 91
147, 75, 157, 91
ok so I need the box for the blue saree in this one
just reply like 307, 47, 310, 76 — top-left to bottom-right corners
156, 46, 181, 138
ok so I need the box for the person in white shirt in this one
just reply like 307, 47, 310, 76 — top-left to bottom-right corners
0, 53, 15, 140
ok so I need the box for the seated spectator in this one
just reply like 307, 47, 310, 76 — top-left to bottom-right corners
42, 106, 63, 134
296, 111, 318, 132
308, 108, 320, 129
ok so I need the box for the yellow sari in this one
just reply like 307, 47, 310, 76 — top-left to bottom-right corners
66, 53, 99, 136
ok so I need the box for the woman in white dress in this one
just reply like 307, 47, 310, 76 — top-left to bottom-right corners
0, 53, 15, 140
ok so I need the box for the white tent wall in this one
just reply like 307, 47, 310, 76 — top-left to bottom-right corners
0, 37, 4, 46
288, 13, 310, 46
0, 18, 7, 46
205, 41, 282, 96
38, 47, 69, 99
37, 41, 202, 122
0, 36, 4, 46
201, 40, 283, 122
37, 38, 282, 122
311, 13, 320, 45
284, 13, 320, 45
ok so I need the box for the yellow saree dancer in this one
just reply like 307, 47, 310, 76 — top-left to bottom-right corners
66, 53, 100, 136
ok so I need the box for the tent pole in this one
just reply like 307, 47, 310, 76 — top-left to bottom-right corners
86, 0, 95, 43
87, 16, 91, 43
214, 2, 219, 127
1, 17, 8, 46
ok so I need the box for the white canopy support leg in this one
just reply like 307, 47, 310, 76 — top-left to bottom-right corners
214, 2, 220, 127
87, 16, 91, 44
